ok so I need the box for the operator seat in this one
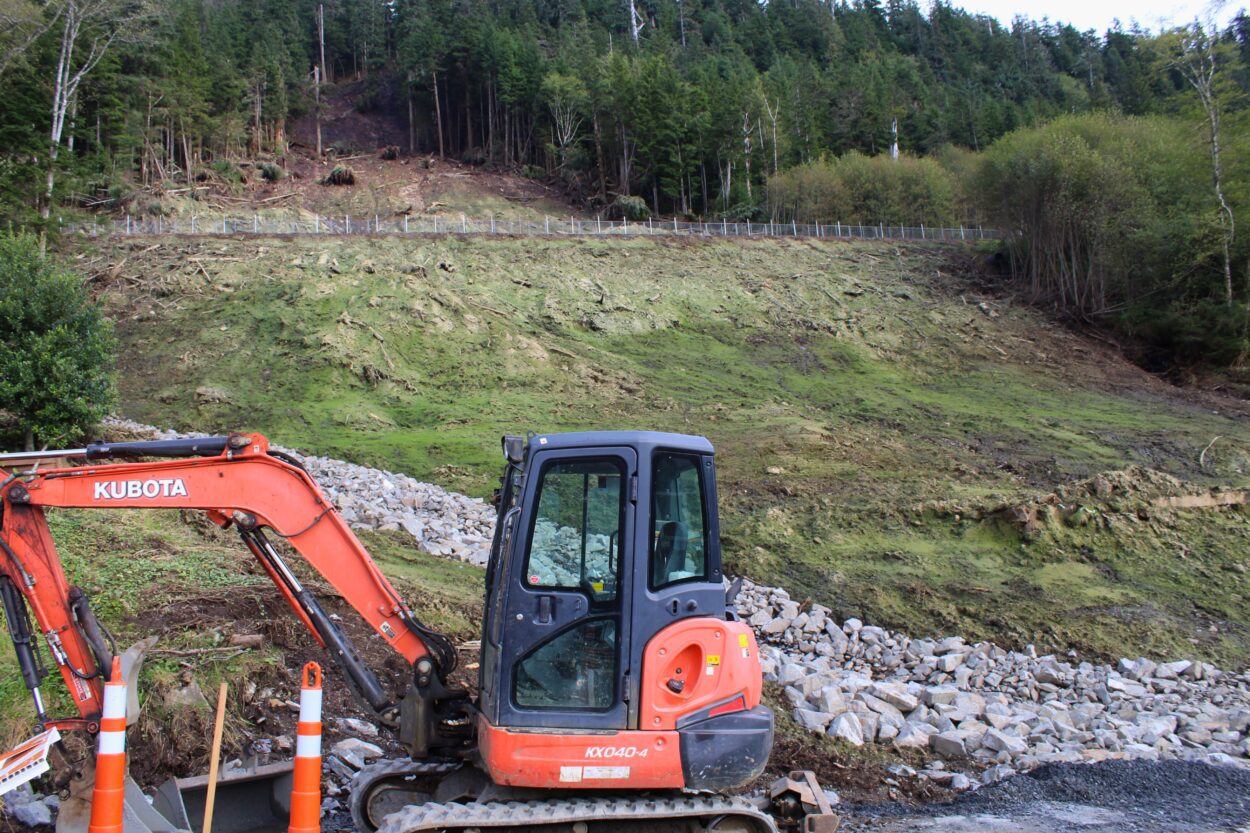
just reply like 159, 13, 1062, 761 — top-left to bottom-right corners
654, 520, 688, 585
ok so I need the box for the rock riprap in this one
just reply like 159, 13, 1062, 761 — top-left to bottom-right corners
735, 579, 1250, 789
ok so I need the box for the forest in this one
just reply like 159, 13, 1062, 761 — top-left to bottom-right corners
0, 0, 1248, 367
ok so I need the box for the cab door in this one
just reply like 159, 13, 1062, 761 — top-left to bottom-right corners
487, 447, 636, 731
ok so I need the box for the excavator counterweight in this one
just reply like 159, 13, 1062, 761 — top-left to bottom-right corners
0, 430, 774, 833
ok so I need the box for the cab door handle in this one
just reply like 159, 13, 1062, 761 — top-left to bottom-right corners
537, 595, 553, 624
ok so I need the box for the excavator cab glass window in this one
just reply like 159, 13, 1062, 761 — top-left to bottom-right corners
650, 453, 708, 589
524, 458, 624, 604
514, 617, 618, 710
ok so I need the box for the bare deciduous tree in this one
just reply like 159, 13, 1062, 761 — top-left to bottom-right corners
41, 0, 155, 239
1164, 14, 1236, 307
543, 73, 587, 172
628, 0, 645, 43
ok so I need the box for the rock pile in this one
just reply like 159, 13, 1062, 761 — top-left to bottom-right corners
103, 419, 496, 566
735, 579, 1250, 788
528, 520, 613, 587
293, 451, 494, 565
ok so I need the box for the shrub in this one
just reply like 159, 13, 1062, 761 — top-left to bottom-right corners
766, 152, 957, 226
974, 113, 1248, 367
321, 166, 356, 186
259, 162, 284, 182
0, 232, 115, 450
209, 160, 245, 184
379, 146, 399, 161
608, 195, 650, 221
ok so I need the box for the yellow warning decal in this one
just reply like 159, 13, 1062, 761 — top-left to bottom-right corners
707, 654, 721, 665
592, 582, 604, 592
738, 634, 750, 648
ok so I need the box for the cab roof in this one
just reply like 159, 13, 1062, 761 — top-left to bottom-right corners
525, 431, 715, 457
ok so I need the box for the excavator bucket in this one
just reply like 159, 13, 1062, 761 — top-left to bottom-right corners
150, 761, 295, 833
55, 639, 295, 833
56, 764, 295, 833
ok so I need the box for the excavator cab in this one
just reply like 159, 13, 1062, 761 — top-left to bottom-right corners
474, 432, 772, 792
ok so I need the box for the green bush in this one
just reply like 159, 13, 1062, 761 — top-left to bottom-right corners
0, 232, 115, 450
766, 152, 957, 226
973, 113, 1247, 367
259, 162, 284, 182
608, 195, 650, 221
210, 160, 244, 184
321, 165, 356, 186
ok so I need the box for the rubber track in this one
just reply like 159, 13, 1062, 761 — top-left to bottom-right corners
350, 758, 464, 832
375, 794, 780, 833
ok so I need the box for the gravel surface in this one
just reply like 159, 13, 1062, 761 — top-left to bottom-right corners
842, 760, 1250, 832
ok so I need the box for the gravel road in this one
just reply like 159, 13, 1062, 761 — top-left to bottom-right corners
840, 760, 1250, 833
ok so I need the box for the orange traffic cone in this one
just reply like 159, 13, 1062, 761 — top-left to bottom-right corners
88, 657, 126, 833
288, 662, 323, 833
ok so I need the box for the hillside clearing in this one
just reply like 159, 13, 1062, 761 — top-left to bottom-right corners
73, 233, 1250, 667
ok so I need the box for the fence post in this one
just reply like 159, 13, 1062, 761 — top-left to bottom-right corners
126, 215, 131, 234
462, 214, 467, 233
433, 216, 438, 234
491, 213, 495, 234
921, 224, 925, 240
597, 216, 601, 234
223, 217, 227, 234
792, 220, 797, 236
404, 215, 409, 234
722, 218, 727, 235
545, 216, 550, 235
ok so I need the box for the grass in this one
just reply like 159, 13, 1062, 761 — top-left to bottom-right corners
58, 233, 1250, 670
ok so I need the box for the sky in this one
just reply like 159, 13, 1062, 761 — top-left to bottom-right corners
949, 0, 1244, 33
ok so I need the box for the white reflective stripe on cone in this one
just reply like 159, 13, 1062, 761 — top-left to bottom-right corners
298, 688, 322, 718
295, 734, 321, 758
102, 683, 126, 717
98, 731, 126, 755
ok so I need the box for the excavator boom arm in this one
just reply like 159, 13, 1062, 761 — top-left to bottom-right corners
0, 433, 449, 727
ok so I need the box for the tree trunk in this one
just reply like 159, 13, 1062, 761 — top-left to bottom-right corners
464, 69, 473, 153
432, 70, 445, 159
318, 4, 330, 84
592, 112, 607, 199
23, 427, 34, 452
407, 75, 415, 154
315, 64, 323, 156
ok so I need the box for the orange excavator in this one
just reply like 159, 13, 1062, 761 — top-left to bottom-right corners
0, 431, 774, 833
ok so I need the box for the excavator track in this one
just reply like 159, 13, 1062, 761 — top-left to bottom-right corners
374, 794, 780, 833
352, 760, 779, 833
351, 759, 464, 833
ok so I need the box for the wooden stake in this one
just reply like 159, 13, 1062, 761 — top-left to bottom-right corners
202, 682, 228, 833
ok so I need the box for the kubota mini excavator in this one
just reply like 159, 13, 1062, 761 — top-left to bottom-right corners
0, 431, 774, 833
